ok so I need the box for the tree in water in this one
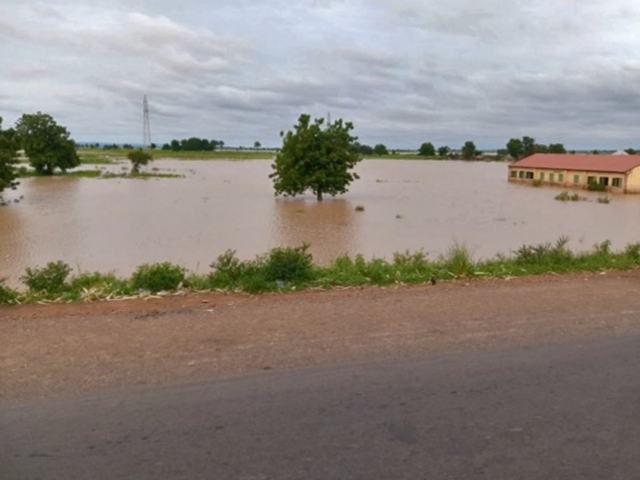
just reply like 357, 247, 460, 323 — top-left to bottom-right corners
0, 117, 19, 195
419, 142, 436, 157
15, 112, 79, 175
270, 114, 362, 201
461, 140, 479, 160
127, 149, 153, 174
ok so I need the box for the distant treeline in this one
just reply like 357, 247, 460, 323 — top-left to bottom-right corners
161, 138, 225, 152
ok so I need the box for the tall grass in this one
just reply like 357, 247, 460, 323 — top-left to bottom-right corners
3, 238, 640, 306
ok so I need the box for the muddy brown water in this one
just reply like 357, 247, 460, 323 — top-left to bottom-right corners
1, 160, 639, 286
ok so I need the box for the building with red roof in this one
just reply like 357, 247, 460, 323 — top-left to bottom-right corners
508, 154, 640, 193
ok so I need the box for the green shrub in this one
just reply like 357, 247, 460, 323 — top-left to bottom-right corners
587, 183, 606, 192
130, 262, 185, 293
532, 179, 542, 187
555, 191, 585, 202
209, 250, 247, 287
240, 272, 271, 294
0, 279, 18, 305
67, 272, 132, 300
440, 242, 475, 278
21, 261, 72, 294
263, 245, 314, 283
624, 243, 640, 262
514, 236, 573, 267
597, 196, 611, 204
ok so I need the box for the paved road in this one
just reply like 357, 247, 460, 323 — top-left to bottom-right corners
2, 334, 640, 480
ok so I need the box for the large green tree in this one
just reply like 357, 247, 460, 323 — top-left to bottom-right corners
461, 141, 479, 160
419, 142, 436, 156
522, 136, 536, 158
270, 114, 362, 201
374, 144, 389, 156
437, 145, 450, 157
548, 143, 566, 154
0, 117, 19, 195
15, 112, 79, 175
506, 138, 524, 159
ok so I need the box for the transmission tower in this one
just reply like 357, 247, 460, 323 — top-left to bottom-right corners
143, 95, 152, 149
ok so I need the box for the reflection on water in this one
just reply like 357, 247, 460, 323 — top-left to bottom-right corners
272, 198, 359, 264
1, 159, 640, 286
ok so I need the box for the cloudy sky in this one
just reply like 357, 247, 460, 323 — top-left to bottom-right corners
1, 0, 640, 149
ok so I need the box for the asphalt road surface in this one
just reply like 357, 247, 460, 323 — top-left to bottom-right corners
2, 333, 640, 480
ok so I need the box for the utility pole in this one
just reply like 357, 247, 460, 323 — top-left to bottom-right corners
143, 95, 152, 149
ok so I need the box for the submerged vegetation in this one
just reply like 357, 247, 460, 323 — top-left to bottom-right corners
554, 191, 586, 202
2, 238, 640, 306
16, 166, 183, 180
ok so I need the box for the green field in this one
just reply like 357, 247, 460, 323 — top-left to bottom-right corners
78, 148, 275, 161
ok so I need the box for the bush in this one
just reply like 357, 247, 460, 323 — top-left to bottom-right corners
263, 245, 314, 282
130, 262, 185, 293
597, 196, 611, 204
127, 149, 153, 174
514, 236, 573, 267
624, 243, 640, 262
21, 261, 72, 294
532, 179, 542, 187
68, 272, 132, 299
0, 279, 18, 305
555, 191, 586, 202
440, 242, 475, 278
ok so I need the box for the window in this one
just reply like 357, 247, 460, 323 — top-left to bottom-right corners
526, 172, 534, 180
599, 177, 609, 186
540, 172, 545, 181
573, 175, 580, 184
519, 171, 525, 179
549, 173, 555, 182
612, 178, 622, 188
511, 170, 517, 178
588, 176, 597, 185
559, 174, 564, 183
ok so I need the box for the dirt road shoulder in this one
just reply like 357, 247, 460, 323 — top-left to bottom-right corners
2, 272, 640, 401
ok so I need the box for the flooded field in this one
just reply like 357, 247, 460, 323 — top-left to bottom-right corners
1, 159, 639, 286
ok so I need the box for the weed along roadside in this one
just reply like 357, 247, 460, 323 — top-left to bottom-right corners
2, 239, 640, 307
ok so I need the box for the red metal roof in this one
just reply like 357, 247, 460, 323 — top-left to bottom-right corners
509, 154, 640, 174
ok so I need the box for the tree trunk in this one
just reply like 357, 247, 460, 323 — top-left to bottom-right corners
316, 190, 323, 202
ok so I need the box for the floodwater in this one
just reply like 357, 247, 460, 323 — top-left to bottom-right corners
1, 159, 639, 286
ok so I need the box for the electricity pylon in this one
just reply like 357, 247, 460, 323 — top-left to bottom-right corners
143, 95, 152, 149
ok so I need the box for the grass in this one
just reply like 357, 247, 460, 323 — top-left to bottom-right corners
3, 238, 640, 306
81, 148, 275, 161
79, 153, 114, 165
17, 166, 183, 180
101, 172, 184, 179
17, 168, 102, 178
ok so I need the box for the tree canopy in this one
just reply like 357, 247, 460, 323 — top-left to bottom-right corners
0, 117, 19, 195
374, 144, 389, 156
270, 114, 362, 201
419, 142, 436, 157
437, 146, 450, 157
461, 141, 479, 160
164, 137, 222, 152
15, 112, 79, 175
127, 149, 153, 174
507, 137, 567, 159
506, 138, 524, 159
